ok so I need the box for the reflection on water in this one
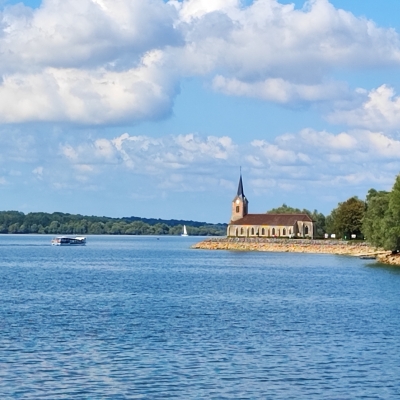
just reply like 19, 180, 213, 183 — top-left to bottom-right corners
0, 235, 400, 399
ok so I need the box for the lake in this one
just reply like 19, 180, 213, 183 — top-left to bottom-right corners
1, 235, 400, 399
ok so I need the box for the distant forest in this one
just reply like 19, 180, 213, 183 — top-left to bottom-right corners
0, 211, 227, 236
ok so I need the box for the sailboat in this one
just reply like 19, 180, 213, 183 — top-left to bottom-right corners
181, 225, 189, 237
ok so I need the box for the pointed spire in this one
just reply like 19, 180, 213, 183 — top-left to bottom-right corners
237, 169, 245, 198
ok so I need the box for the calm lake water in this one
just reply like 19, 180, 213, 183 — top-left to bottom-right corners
1, 235, 400, 399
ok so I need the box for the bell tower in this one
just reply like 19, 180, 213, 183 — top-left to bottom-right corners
231, 172, 248, 222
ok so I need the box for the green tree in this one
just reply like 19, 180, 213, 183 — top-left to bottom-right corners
89, 222, 105, 235
0, 210, 226, 236
8, 223, 20, 234
267, 204, 326, 237
327, 196, 365, 239
48, 221, 61, 234
267, 204, 302, 214
30, 224, 39, 233
382, 175, 400, 251
362, 189, 390, 248
153, 223, 170, 235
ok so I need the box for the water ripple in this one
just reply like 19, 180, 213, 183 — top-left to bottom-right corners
0, 235, 400, 398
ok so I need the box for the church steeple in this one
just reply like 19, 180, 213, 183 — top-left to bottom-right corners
237, 174, 245, 198
231, 171, 249, 222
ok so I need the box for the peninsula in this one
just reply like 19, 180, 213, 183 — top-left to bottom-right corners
192, 237, 400, 266
191, 173, 400, 267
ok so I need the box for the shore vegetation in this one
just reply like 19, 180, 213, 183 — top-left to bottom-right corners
0, 212, 227, 236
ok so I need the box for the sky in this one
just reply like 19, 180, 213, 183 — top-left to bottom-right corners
1, 0, 400, 223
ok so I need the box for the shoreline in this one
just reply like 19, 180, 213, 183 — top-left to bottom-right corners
192, 237, 400, 266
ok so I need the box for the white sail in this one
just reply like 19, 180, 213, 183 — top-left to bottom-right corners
182, 225, 188, 236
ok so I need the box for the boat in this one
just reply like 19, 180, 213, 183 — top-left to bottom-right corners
51, 236, 87, 246
181, 225, 189, 237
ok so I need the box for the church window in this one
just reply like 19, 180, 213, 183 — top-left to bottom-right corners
283, 228, 286, 235
272, 228, 275, 236
236, 206, 240, 213
261, 228, 265, 236
240, 228, 244, 235
251, 228, 254, 235
305, 226, 309, 235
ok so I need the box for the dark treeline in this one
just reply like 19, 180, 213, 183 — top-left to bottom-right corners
267, 199, 365, 241
0, 211, 227, 236
267, 205, 326, 237
268, 173, 400, 252
4, 173, 400, 246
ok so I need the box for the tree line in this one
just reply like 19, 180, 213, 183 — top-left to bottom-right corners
0, 211, 227, 236
3, 173, 400, 247
268, 174, 400, 252
267, 199, 368, 242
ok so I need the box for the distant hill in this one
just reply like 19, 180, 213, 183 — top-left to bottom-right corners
0, 211, 227, 236
121, 215, 227, 228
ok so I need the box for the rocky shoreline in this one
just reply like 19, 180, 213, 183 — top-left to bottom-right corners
192, 237, 400, 266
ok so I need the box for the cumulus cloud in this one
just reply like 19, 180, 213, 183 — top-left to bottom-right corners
171, 0, 400, 86
50, 129, 399, 194
328, 85, 400, 131
212, 76, 350, 104
0, 0, 180, 73
61, 132, 237, 173
1, 126, 399, 211
1, 0, 400, 124
0, 51, 178, 124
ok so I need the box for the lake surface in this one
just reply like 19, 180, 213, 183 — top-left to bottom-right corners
1, 235, 400, 399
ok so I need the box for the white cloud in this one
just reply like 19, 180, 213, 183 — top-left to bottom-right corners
1, 0, 400, 124
0, 0, 180, 73
61, 132, 237, 173
0, 51, 178, 124
1, 126, 399, 214
212, 76, 350, 104
32, 166, 43, 178
49, 129, 399, 195
328, 85, 400, 131
171, 0, 400, 87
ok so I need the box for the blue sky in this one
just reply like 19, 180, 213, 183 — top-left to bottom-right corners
1, 0, 400, 223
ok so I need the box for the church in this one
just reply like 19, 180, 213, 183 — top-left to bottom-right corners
227, 174, 315, 239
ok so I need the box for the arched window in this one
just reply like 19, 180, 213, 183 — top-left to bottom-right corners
305, 226, 309, 235
261, 228, 265, 236
283, 228, 286, 236
251, 228, 255, 235
235, 228, 238, 237
272, 228, 275, 236
289, 228, 292, 235
240, 227, 244, 235
236, 206, 240, 213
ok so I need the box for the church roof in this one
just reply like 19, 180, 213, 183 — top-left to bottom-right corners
230, 213, 313, 226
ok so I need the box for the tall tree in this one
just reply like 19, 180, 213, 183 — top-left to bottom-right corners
363, 176, 400, 251
327, 196, 365, 239
267, 204, 301, 214
383, 175, 400, 251
267, 204, 326, 237
362, 189, 390, 248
